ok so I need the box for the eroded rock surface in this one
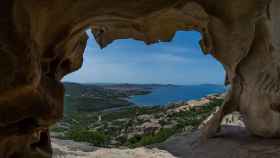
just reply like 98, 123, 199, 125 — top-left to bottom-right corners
0, 0, 280, 157
52, 138, 176, 158
157, 126, 280, 158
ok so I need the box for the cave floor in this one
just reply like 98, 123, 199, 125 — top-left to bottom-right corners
156, 126, 280, 158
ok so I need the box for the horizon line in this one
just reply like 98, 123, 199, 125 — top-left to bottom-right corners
62, 81, 225, 86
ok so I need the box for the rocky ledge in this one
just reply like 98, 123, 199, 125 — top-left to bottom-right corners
156, 126, 280, 158
52, 138, 176, 158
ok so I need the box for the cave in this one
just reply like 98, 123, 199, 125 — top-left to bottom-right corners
0, 0, 280, 158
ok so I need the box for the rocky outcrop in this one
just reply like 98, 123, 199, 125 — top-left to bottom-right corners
157, 126, 280, 158
0, 0, 280, 157
52, 138, 176, 158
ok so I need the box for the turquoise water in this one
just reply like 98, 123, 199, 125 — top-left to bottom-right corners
130, 84, 225, 106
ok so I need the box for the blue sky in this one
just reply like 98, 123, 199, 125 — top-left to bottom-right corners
63, 31, 225, 85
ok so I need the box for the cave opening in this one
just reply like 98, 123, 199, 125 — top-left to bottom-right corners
1, 1, 279, 157
50, 30, 228, 148
64, 30, 225, 86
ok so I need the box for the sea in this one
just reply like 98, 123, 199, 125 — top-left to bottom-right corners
129, 84, 226, 106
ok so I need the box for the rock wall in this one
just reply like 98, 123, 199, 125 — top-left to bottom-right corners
0, 0, 279, 157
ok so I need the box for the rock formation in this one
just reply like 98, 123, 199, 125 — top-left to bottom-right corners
52, 138, 176, 158
0, 0, 279, 157
157, 126, 280, 158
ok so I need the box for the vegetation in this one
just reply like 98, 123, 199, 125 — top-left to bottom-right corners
50, 81, 226, 148
63, 82, 151, 113
65, 128, 109, 147
52, 98, 224, 148
126, 99, 223, 147
128, 128, 176, 147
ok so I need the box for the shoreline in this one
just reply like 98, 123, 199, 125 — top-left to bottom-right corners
52, 93, 225, 148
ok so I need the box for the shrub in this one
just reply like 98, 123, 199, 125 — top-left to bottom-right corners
128, 128, 176, 147
65, 128, 109, 147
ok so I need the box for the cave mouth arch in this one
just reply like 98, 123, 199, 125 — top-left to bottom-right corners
1, 0, 278, 157
57, 30, 227, 148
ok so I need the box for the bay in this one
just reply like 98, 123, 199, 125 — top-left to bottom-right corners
129, 84, 226, 106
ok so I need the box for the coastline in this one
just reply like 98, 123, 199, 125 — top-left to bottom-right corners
51, 93, 225, 148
